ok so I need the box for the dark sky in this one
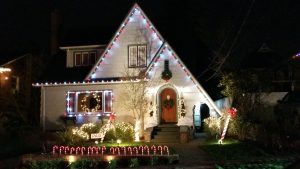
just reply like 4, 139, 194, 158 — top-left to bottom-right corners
1, 0, 300, 67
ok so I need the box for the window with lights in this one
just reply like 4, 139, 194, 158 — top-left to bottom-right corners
66, 90, 112, 116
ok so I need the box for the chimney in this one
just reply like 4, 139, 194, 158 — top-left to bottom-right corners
50, 9, 60, 56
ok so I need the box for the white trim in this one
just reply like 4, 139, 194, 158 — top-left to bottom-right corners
32, 79, 148, 87
60, 45, 106, 50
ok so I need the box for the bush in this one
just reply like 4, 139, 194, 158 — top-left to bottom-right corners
203, 116, 222, 138
71, 158, 97, 169
21, 159, 69, 169
57, 123, 102, 145
104, 122, 134, 142
129, 158, 139, 168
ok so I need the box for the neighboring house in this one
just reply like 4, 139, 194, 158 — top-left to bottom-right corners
34, 4, 222, 136
0, 53, 41, 124
241, 43, 300, 91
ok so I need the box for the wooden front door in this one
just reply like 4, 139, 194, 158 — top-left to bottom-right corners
160, 88, 177, 123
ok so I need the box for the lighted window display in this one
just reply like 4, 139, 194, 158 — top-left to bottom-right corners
66, 90, 112, 116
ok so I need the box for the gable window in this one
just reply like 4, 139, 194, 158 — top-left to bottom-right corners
128, 44, 147, 68
73, 51, 98, 67
66, 90, 113, 116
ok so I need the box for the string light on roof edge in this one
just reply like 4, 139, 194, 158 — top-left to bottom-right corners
87, 6, 164, 81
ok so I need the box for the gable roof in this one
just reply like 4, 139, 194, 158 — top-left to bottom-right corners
85, 3, 164, 81
145, 42, 222, 116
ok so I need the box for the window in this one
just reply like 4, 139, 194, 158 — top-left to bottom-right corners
73, 51, 98, 66
90, 52, 97, 64
128, 44, 147, 68
66, 90, 113, 115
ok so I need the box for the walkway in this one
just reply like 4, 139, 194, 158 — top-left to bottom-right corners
130, 136, 216, 169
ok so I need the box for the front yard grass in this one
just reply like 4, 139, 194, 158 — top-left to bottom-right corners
201, 138, 297, 169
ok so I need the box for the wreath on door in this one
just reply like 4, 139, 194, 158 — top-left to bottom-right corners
163, 98, 174, 109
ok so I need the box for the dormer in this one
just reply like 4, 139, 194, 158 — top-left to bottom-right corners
60, 45, 106, 68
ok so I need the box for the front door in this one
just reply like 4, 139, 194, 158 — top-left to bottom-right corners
160, 88, 177, 123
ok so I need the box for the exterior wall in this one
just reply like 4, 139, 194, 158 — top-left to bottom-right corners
146, 48, 220, 127
93, 10, 163, 78
42, 83, 136, 130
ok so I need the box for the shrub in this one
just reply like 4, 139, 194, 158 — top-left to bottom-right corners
104, 122, 134, 142
108, 159, 118, 169
21, 159, 69, 169
71, 158, 97, 169
129, 158, 139, 168
203, 116, 222, 138
57, 123, 102, 145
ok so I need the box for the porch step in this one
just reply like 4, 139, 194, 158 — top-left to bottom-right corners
151, 124, 180, 143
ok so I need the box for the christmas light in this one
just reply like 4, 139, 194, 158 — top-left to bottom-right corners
0, 67, 11, 73
84, 4, 164, 81
218, 107, 237, 144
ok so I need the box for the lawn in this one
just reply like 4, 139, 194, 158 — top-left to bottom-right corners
201, 139, 297, 169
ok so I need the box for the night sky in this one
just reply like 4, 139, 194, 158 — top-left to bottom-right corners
1, 0, 300, 68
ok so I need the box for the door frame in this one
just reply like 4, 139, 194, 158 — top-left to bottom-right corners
157, 84, 179, 124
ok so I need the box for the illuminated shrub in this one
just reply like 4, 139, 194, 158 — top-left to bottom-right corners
104, 122, 134, 142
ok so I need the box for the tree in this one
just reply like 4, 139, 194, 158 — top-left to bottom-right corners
118, 68, 149, 141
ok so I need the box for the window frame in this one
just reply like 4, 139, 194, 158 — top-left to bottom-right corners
73, 50, 98, 67
128, 44, 147, 68
66, 90, 113, 116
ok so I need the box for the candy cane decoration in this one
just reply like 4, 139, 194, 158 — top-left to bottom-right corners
114, 147, 120, 155
163, 146, 169, 156
144, 145, 150, 155
52, 145, 58, 155
70, 147, 75, 154
110, 147, 115, 155
133, 147, 138, 155
76, 147, 81, 155
121, 146, 127, 156
127, 147, 133, 155
87, 146, 93, 155
92, 146, 99, 155
81, 147, 86, 155
64, 146, 69, 155
59, 146, 65, 154
139, 145, 144, 155
157, 146, 163, 155
151, 145, 156, 155
218, 107, 237, 144
101, 146, 106, 155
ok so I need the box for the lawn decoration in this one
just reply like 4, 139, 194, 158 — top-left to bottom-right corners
218, 107, 237, 144
178, 97, 186, 117
52, 145, 170, 156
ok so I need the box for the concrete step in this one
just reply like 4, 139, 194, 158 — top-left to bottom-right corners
154, 134, 179, 139
156, 131, 179, 135
151, 125, 180, 143
159, 127, 179, 132
157, 124, 178, 128
151, 137, 180, 143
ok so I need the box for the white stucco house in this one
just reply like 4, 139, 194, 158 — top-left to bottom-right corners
34, 4, 222, 137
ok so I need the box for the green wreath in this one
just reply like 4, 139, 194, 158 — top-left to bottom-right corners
163, 98, 174, 109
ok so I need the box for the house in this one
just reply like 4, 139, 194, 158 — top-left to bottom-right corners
34, 4, 222, 140
0, 53, 42, 125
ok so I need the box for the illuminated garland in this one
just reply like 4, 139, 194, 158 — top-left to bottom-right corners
80, 93, 101, 112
